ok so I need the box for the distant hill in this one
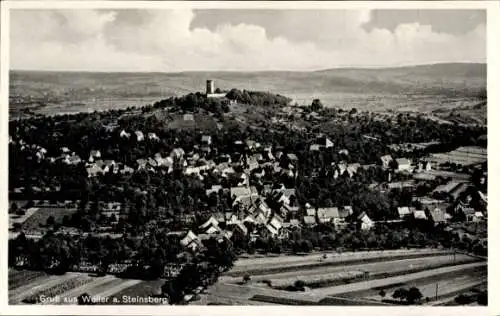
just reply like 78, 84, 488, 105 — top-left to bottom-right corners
9, 63, 486, 116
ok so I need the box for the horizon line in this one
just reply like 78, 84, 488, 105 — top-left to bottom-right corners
9, 62, 486, 74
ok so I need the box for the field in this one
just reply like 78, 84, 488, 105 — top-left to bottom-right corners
200, 249, 487, 305
9, 207, 40, 229
8, 249, 486, 306
19, 207, 77, 231
241, 254, 478, 288
8, 269, 166, 305
10, 63, 485, 118
429, 146, 487, 166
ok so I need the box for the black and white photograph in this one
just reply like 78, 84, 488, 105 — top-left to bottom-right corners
3, 1, 494, 310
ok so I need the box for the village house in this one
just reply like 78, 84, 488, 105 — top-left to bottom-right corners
229, 221, 248, 237
89, 150, 101, 162
303, 215, 317, 227
233, 195, 259, 213
309, 144, 321, 151
335, 206, 353, 227
147, 132, 159, 141
180, 231, 203, 251
206, 185, 223, 196
279, 204, 300, 219
316, 136, 334, 149
433, 181, 468, 200
387, 181, 416, 191
317, 207, 339, 224
135, 131, 145, 142
286, 153, 299, 166
339, 149, 349, 156
426, 207, 447, 226
86, 165, 103, 178
357, 212, 374, 230
455, 201, 483, 222
262, 213, 284, 238
248, 199, 272, 219
413, 209, 428, 221
417, 161, 432, 172
380, 155, 393, 169
120, 130, 131, 138
201, 135, 212, 146
246, 156, 260, 172
397, 206, 412, 219
63, 153, 82, 165
170, 148, 185, 160
199, 216, 220, 233
136, 159, 149, 171
93, 160, 116, 174
262, 148, 275, 161
183, 114, 194, 121
231, 186, 258, 201
246, 140, 259, 151
119, 164, 134, 175
225, 212, 239, 225
274, 188, 297, 206
395, 158, 412, 172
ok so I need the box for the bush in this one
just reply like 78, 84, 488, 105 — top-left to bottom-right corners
262, 279, 272, 287
294, 280, 306, 291
243, 274, 251, 283
455, 294, 472, 305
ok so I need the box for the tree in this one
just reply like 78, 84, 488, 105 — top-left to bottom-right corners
454, 294, 472, 305
25, 200, 35, 209
477, 291, 487, 306
406, 287, 423, 304
77, 293, 94, 305
379, 289, 386, 299
392, 288, 408, 302
46, 216, 56, 226
9, 202, 19, 214
294, 280, 306, 291
311, 99, 323, 111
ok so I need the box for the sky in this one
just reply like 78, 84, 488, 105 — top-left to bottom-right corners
9, 9, 486, 72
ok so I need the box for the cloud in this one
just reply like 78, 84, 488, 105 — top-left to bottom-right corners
9, 9, 486, 71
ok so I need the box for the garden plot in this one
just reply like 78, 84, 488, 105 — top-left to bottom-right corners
21, 207, 77, 231
8, 269, 46, 290
9, 207, 40, 228
9, 272, 83, 304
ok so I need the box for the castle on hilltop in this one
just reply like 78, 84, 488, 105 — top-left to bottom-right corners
206, 80, 226, 98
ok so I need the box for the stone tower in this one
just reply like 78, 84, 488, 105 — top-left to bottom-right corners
206, 80, 215, 95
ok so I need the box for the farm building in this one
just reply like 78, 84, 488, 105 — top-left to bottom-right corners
395, 158, 411, 171
380, 155, 393, 168
317, 207, 340, 223
397, 206, 412, 219
357, 212, 374, 230
427, 208, 447, 226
